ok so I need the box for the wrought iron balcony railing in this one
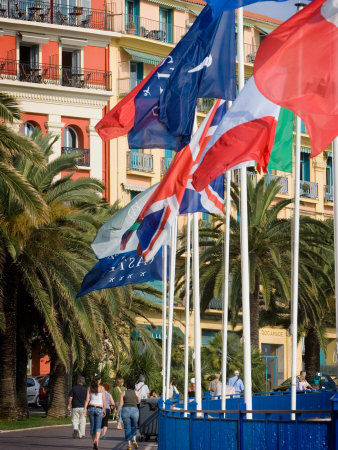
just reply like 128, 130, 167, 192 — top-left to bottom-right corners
0, 59, 111, 90
265, 174, 289, 194
0, 1, 186, 43
300, 180, 318, 199
324, 185, 333, 202
161, 156, 173, 175
61, 147, 90, 167
127, 151, 153, 172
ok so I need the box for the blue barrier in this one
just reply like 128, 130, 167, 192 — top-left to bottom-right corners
158, 392, 338, 450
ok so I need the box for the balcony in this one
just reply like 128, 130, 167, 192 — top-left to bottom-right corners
197, 98, 214, 114
234, 169, 257, 186
118, 77, 143, 96
265, 174, 289, 194
110, 14, 186, 44
325, 185, 333, 202
1, 2, 187, 42
0, 59, 111, 90
127, 151, 153, 172
244, 43, 259, 63
300, 180, 318, 199
161, 156, 173, 175
61, 147, 90, 167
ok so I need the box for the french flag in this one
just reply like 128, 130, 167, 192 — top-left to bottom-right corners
121, 100, 226, 262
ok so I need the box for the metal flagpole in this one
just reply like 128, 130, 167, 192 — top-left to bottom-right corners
291, 2, 305, 420
291, 115, 301, 420
192, 212, 202, 412
184, 213, 192, 414
166, 217, 177, 399
332, 137, 338, 381
237, 7, 253, 417
162, 245, 168, 400
221, 170, 231, 411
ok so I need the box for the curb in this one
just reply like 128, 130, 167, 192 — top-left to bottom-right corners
0, 423, 73, 433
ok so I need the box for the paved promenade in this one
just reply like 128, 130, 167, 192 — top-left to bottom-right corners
0, 423, 158, 449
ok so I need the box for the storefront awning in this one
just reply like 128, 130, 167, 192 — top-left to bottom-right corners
300, 146, 311, 154
255, 25, 273, 34
147, 0, 188, 11
123, 48, 163, 66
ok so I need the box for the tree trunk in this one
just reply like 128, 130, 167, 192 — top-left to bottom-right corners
304, 326, 320, 381
249, 273, 260, 349
16, 305, 30, 419
47, 353, 69, 418
0, 264, 18, 420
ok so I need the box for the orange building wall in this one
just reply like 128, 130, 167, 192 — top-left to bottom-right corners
0, 35, 16, 59
21, 113, 48, 134
84, 46, 106, 71
92, 0, 106, 10
31, 349, 50, 376
42, 41, 59, 66
61, 169, 90, 179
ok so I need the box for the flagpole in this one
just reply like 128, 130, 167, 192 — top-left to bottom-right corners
237, 7, 253, 418
221, 170, 231, 412
192, 212, 202, 412
166, 217, 177, 399
184, 213, 191, 414
332, 137, 338, 381
162, 245, 168, 400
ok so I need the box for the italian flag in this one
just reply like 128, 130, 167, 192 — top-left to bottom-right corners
192, 76, 292, 192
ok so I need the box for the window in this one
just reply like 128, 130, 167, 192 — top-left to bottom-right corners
125, 0, 139, 33
300, 151, 310, 181
63, 126, 78, 148
19, 45, 39, 82
21, 121, 36, 137
301, 120, 307, 134
130, 61, 143, 90
202, 329, 217, 346
202, 212, 210, 226
159, 8, 172, 43
62, 49, 81, 87
326, 156, 332, 186
130, 190, 139, 200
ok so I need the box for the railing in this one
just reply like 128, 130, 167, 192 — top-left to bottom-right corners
118, 77, 143, 96
61, 147, 90, 167
244, 43, 259, 63
110, 14, 186, 44
207, 298, 222, 310
234, 169, 257, 186
265, 174, 289, 194
0, 1, 187, 42
197, 98, 215, 114
161, 156, 173, 174
324, 185, 333, 202
300, 180, 318, 198
127, 151, 153, 172
0, 59, 111, 90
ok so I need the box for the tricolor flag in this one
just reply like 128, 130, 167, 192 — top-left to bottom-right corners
254, 0, 338, 157
192, 76, 280, 192
121, 100, 227, 262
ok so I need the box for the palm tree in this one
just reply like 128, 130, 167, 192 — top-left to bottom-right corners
198, 177, 292, 348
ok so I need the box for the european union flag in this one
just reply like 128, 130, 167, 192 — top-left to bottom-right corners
128, 6, 236, 151
77, 250, 166, 297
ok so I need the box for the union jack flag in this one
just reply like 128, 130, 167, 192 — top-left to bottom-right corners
121, 100, 227, 262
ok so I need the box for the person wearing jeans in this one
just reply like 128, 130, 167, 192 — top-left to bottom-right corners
117, 379, 140, 450
67, 376, 87, 439
84, 374, 106, 450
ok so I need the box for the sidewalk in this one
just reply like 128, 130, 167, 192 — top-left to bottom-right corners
0, 422, 158, 449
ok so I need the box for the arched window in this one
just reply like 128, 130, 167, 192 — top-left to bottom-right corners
21, 121, 36, 137
63, 126, 78, 148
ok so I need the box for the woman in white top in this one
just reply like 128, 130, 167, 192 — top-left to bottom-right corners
84, 374, 106, 450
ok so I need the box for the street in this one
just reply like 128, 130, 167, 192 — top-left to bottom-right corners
0, 423, 158, 449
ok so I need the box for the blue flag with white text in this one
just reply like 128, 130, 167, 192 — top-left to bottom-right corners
128, 6, 236, 151
77, 250, 165, 297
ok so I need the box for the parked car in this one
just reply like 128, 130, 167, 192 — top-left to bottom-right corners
38, 374, 50, 411
273, 373, 336, 392
27, 377, 40, 407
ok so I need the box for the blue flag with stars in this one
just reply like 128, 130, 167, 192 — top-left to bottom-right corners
77, 250, 165, 297
128, 5, 236, 151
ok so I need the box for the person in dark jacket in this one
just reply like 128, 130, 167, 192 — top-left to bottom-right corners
67, 376, 87, 439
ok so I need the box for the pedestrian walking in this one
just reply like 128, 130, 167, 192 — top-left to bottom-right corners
135, 374, 149, 400
112, 376, 126, 429
101, 382, 115, 440
67, 376, 87, 439
208, 373, 221, 397
227, 370, 244, 394
116, 379, 141, 450
168, 379, 179, 399
84, 374, 106, 450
